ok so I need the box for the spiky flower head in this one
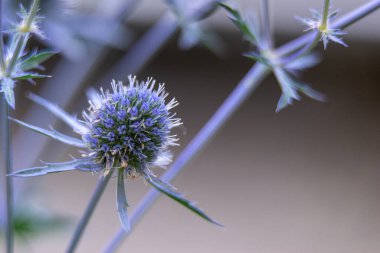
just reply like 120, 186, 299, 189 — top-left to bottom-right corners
297, 7, 347, 49
82, 77, 181, 177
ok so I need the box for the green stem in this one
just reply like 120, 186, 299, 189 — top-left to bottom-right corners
322, 0, 330, 26
1, 95, 14, 253
25, 0, 40, 28
5, 35, 26, 75
0, 1, 13, 252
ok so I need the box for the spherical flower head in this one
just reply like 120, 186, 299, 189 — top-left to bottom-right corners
82, 76, 181, 177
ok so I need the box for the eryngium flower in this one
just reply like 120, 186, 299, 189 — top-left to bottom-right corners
82, 77, 181, 176
296, 8, 347, 49
10, 76, 221, 230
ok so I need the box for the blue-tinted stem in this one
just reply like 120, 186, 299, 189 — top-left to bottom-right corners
0, 0, 13, 252
261, 0, 273, 48
279, 31, 320, 65
66, 169, 114, 253
0, 0, 4, 69
103, 1, 380, 252
0, 95, 13, 253
100, 12, 178, 82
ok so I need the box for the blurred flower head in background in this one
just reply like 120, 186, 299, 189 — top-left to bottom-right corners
3, 0, 132, 61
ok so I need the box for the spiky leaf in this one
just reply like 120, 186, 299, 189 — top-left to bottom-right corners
13, 73, 51, 80
11, 118, 87, 148
243, 51, 270, 66
274, 68, 325, 112
117, 169, 130, 231
28, 93, 88, 133
20, 51, 57, 71
1, 78, 16, 109
10, 159, 91, 177
295, 82, 326, 102
219, 3, 257, 44
144, 172, 223, 227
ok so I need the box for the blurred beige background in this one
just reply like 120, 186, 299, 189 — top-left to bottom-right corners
6, 0, 380, 252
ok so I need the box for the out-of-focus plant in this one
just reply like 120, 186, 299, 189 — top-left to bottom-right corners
1, 186, 68, 240
3, 0, 133, 61
0, 1, 56, 252
166, 0, 225, 54
41, 0, 132, 61
0, 0, 54, 108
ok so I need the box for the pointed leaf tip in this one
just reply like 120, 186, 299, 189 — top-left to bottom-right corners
10, 118, 87, 148
144, 173, 223, 227
1, 78, 16, 109
14, 73, 52, 80
21, 50, 58, 71
117, 169, 130, 232
9, 159, 95, 177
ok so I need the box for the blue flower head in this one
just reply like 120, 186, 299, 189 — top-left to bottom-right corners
82, 77, 181, 176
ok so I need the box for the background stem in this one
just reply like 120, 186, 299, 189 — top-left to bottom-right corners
0, 0, 13, 252
66, 169, 114, 253
0, 95, 14, 253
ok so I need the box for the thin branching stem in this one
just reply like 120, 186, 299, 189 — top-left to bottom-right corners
24, 0, 40, 28
102, 1, 380, 252
279, 31, 320, 65
5, 34, 26, 75
66, 169, 115, 253
0, 0, 5, 70
261, 0, 273, 48
322, 0, 330, 26
0, 0, 14, 252
1, 95, 14, 253
100, 12, 178, 82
